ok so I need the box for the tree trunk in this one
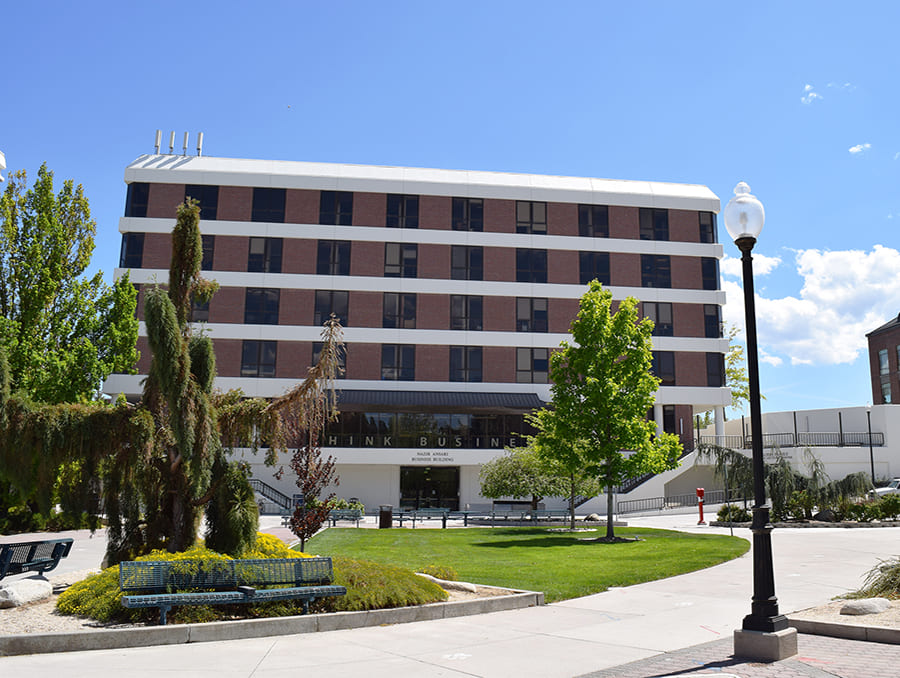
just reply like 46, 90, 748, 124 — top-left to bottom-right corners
569, 472, 576, 530
606, 482, 615, 539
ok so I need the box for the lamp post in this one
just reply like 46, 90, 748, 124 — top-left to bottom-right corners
725, 183, 796, 660
866, 405, 875, 485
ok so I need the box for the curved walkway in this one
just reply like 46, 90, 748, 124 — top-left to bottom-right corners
3, 514, 899, 677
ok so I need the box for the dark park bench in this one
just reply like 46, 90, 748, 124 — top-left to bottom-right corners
119, 556, 346, 625
528, 509, 572, 521
0, 538, 74, 580
327, 508, 363, 527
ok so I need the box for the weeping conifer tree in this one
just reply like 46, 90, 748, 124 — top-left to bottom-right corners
139, 198, 245, 554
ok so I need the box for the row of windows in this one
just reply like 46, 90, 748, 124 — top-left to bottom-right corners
240, 340, 726, 387
125, 182, 718, 242
223, 289, 720, 339
876, 346, 900, 404
121, 234, 720, 291
241, 340, 549, 383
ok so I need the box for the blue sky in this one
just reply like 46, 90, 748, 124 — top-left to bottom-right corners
3, 1, 899, 415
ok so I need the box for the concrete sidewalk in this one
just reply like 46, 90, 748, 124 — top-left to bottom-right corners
3, 514, 899, 677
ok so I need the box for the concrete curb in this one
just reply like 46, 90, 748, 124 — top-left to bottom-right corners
788, 617, 900, 644
0, 588, 543, 657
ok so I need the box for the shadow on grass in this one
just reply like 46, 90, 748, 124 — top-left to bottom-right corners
471, 533, 646, 549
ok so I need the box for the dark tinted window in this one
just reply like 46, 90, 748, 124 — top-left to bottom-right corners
644, 302, 673, 337
516, 348, 549, 383
579, 252, 610, 285
244, 288, 280, 324
578, 205, 609, 237
125, 183, 149, 217
450, 347, 482, 382
641, 254, 671, 288
384, 243, 417, 277
451, 246, 483, 280
314, 290, 349, 326
706, 352, 725, 387
185, 184, 219, 220
699, 212, 717, 243
652, 351, 676, 385
241, 340, 277, 378
381, 345, 415, 380
320, 190, 353, 225
450, 295, 483, 331
516, 249, 547, 283
201, 235, 215, 271
191, 297, 209, 323
639, 208, 669, 240
701, 257, 719, 290
516, 298, 548, 332
251, 188, 286, 223
516, 201, 547, 234
452, 198, 483, 231
704, 305, 721, 338
383, 293, 416, 328
119, 233, 144, 268
248, 237, 283, 273
317, 241, 351, 275
386, 194, 418, 228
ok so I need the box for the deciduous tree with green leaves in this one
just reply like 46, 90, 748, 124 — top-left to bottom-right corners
531, 281, 682, 540
0, 164, 138, 403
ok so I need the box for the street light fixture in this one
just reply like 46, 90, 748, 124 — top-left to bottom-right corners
724, 182, 797, 660
866, 405, 875, 485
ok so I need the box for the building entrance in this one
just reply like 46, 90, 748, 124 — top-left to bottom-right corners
400, 466, 459, 510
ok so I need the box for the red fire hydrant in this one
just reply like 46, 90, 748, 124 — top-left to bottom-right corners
697, 487, 706, 525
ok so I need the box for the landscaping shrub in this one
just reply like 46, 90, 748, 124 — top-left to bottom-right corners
717, 504, 750, 523
56, 535, 445, 624
848, 556, 900, 599
418, 564, 459, 581
877, 494, 900, 521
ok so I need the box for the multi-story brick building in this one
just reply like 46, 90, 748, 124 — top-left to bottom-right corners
867, 314, 900, 405
104, 151, 729, 511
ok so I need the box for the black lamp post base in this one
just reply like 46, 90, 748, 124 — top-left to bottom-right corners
742, 612, 789, 633
734, 627, 798, 662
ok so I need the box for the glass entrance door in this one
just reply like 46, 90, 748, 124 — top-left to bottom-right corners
400, 466, 460, 510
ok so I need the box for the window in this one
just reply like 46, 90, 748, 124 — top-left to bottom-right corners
517, 348, 549, 383
386, 194, 418, 228
516, 201, 547, 234
879, 349, 890, 375
312, 342, 346, 371
244, 288, 279, 324
704, 305, 721, 339
251, 188, 286, 223
450, 347, 482, 382
317, 240, 351, 275
699, 212, 717, 243
119, 233, 144, 268
185, 185, 218, 220
383, 293, 416, 329
516, 298, 548, 333
579, 251, 610, 285
651, 352, 676, 386
706, 352, 725, 387
516, 249, 547, 283
644, 302, 673, 337
451, 245, 483, 280
124, 182, 149, 217
639, 208, 669, 240
314, 290, 348, 326
384, 243, 417, 277
319, 190, 353, 225
452, 197, 483, 231
248, 237, 283, 273
191, 297, 209, 323
201, 235, 215, 271
663, 405, 677, 435
241, 340, 277, 378
578, 205, 609, 237
882, 381, 892, 404
641, 254, 671, 288
382, 345, 415, 380
450, 295, 483, 331
701, 257, 719, 290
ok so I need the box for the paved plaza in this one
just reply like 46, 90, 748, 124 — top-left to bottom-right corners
2, 512, 900, 677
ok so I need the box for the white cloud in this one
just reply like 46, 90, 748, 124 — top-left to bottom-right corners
894, 152, 900, 160
723, 246, 900, 367
801, 84, 823, 104
849, 143, 871, 154
721, 253, 781, 279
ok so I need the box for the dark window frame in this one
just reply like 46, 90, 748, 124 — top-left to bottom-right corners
644, 302, 674, 337
516, 248, 548, 283
241, 340, 277, 378
452, 197, 483, 232
184, 184, 219, 220
316, 240, 351, 276
451, 245, 483, 280
383, 292, 416, 329
251, 187, 286, 223
578, 204, 609, 237
119, 233, 144, 268
125, 182, 149, 218
201, 234, 215, 271
319, 190, 354, 225
641, 254, 672, 288
516, 347, 549, 383
384, 243, 418, 278
579, 251, 611, 285
706, 352, 725, 387
704, 305, 721, 339
314, 290, 349, 327
386, 194, 419, 228
450, 295, 483, 331
639, 208, 669, 241
244, 288, 280, 325
652, 351, 676, 386
699, 211, 717, 243
248, 237, 283, 273
450, 346, 483, 382
516, 297, 548, 333
516, 201, 547, 234
701, 257, 719, 290
381, 344, 415, 381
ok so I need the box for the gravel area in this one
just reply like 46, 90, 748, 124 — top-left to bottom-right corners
0, 571, 515, 636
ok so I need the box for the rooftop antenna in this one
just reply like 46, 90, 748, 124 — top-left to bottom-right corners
182, 132, 189, 156
154, 130, 161, 154
197, 132, 204, 156
168, 131, 175, 154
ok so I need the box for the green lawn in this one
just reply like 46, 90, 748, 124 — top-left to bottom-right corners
305, 526, 749, 603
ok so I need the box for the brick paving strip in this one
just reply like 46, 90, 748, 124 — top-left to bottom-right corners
578, 633, 900, 678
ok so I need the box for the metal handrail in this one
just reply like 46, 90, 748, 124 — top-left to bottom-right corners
697, 431, 884, 450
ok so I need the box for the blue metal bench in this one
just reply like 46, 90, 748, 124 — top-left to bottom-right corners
119, 556, 346, 625
327, 509, 362, 527
0, 538, 74, 580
